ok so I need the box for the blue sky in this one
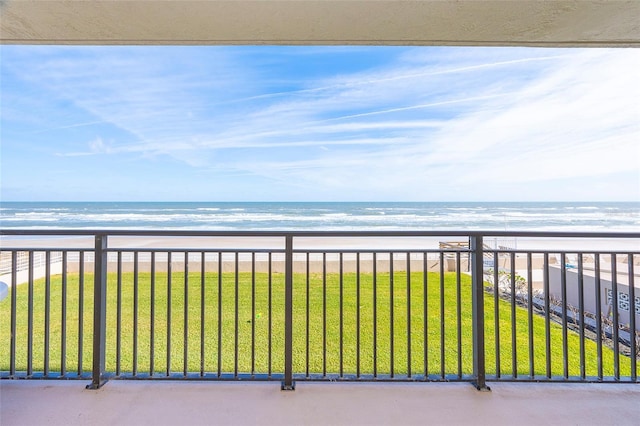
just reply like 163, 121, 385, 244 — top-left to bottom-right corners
1, 46, 638, 202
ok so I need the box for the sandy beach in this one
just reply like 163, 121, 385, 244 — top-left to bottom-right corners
1, 234, 638, 286
2, 234, 639, 250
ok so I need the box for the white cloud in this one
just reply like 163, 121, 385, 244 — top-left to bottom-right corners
2, 46, 639, 201
232, 50, 638, 200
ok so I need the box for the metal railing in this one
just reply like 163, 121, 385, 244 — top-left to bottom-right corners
0, 230, 638, 390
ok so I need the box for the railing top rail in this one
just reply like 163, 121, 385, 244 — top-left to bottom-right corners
2, 229, 640, 239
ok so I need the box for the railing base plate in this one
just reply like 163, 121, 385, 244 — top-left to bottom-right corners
281, 381, 296, 391
472, 382, 491, 392
86, 379, 108, 390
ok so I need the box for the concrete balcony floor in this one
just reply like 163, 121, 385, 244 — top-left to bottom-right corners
1, 380, 638, 425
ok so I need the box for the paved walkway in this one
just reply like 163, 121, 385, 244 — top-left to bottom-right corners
1, 380, 639, 425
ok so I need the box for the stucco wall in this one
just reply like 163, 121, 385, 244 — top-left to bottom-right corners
549, 264, 640, 326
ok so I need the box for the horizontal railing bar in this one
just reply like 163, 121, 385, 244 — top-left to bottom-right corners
292, 374, 477, 382
485, 249, 640, 255
4, 248, 637, 257
0, 249, 471, 259
2, 229, 640, 239
485, 376, 640, 383
0, 247, 287, 254
294, 249, 472, 254
0, 372, 284, 381
4, 372, 632, 384
2, 247, 638, 256
290, 374, 640, 384
0, 372, 92, 380
106, 248, 286, 254
0, 248, 93, 252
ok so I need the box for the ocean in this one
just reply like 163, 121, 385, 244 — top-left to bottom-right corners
0, 201, 638, 232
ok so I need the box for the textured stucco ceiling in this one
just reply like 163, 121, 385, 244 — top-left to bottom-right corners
1, 0, 639, 46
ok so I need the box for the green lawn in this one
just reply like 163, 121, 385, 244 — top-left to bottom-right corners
0, 271, 634, 379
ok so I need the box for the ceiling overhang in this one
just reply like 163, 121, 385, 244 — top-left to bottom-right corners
1, 0, 639, 47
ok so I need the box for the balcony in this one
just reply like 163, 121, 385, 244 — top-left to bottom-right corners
2, 380, 638, 425
1, 230, 639, 423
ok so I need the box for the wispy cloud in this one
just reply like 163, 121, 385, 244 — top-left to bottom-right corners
32, 120, 106, 134
214, 49, 639, 200
2, 46, 638, 201
315, 93, 512, 122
